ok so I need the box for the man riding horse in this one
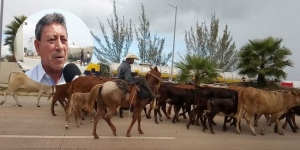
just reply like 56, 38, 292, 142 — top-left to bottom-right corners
116, 53, 160, 99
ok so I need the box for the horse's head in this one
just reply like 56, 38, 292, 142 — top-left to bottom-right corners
145, 66, 162, 92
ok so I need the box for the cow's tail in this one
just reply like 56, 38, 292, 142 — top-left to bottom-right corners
234, 88, 246, 119
7, 72, 14, 84
88, 84, 104, 113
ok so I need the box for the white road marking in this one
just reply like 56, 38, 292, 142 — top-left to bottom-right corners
0, 135, 176, 140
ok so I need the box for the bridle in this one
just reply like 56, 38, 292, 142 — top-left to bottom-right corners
146, 71, 162, 92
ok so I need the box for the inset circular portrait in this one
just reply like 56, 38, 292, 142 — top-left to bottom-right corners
14, 9, 96, 85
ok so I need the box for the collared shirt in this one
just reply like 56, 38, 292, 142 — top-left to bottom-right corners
25, 62, 66, 85
117, 61, 134, 85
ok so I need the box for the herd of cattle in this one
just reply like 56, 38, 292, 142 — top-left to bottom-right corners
1, 71, 300, 137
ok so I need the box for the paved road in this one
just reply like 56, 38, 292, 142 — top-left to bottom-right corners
0, 95, 300, 150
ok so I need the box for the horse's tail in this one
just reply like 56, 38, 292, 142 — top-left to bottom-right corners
88, 84, 104, 113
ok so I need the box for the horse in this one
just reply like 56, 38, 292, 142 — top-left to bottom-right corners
89, 66, 162, 139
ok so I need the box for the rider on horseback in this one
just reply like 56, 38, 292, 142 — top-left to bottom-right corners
117, 53, 160, 99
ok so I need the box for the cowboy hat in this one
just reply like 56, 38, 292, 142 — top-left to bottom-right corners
125, 53, 140, 60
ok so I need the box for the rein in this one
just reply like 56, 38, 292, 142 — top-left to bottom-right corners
52, 85, 55, 97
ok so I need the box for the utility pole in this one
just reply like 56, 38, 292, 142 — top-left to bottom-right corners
0, 0, 4, 71
169, 4, 177, 82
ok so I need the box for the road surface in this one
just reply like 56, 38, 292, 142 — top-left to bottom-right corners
0, 95, 300, 150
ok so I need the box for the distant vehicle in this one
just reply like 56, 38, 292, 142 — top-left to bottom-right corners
84, 63, 100, 76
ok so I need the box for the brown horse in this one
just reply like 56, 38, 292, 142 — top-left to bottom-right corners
89, 66, 162, 139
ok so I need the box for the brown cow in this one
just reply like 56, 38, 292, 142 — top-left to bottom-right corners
65, 76, 114, 113
65, 92, 91, 129
235, 87, 300, 136
51, 75, 99, 116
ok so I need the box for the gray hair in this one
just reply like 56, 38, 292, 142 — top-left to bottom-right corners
35, 12, 68, 41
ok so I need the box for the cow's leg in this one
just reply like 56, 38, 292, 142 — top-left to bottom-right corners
36, 92, 43, 107
186, 106, 200, 129
282, 114, 288, 129
172, 105, 180, 123
202, 113, 208, 132
75, 108, 80, 127
260, 115, 276, 135
282, 113, 297, 133
167, 103, 172, 116
143, 106, 150, 119
235, 107, 244, 134
254, 114, 261, 127
12, 91, 22, 107
244, 112, 256, 136
208, 113, 216, 134
65, 102, 73, 129
1, 89, 11, 106
176, 105, 181, 122
223, 116, 229, 132
119, 107, 124, 118
291, 114, 299, 129
162, 103, 171, 119
196, 111, 202, 126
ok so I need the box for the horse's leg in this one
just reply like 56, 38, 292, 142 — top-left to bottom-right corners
126, 100, 146, 137
126, 110, 138, 137
137, 113, 144, 134
147, 99, 155, 118
93, 107, 106, 139
51, 95, 58, 116
154, 104, 160, 124
103, 106, 119, 136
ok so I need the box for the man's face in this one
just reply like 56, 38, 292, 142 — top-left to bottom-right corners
34, 22, 68, 71
128, 58, 134, 64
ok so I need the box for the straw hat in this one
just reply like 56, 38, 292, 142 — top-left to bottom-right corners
125, 53, 140, 60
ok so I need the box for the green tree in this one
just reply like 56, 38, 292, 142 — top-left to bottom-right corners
90, 0, 133, 65
134, 3, 171, 66
175, 54, 218, 85
3, 15, 27, 62
99, 63, 110, 77
237, 37, 293, 88
184, 13, 238, 71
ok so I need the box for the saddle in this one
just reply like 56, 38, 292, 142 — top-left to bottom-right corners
113, 79, 137, 106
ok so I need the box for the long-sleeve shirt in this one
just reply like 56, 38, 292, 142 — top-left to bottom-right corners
117, 61, 135, 85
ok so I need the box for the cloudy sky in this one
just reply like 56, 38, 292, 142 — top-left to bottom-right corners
1, 0, 300, 80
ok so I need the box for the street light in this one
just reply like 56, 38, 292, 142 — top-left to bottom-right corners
0, 0, 4, 70
169, 4, 177, 82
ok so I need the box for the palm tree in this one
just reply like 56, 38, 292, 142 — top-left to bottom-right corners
175, 54, 219, 85
237, 36, 293, 88
4, 15, 27, 62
